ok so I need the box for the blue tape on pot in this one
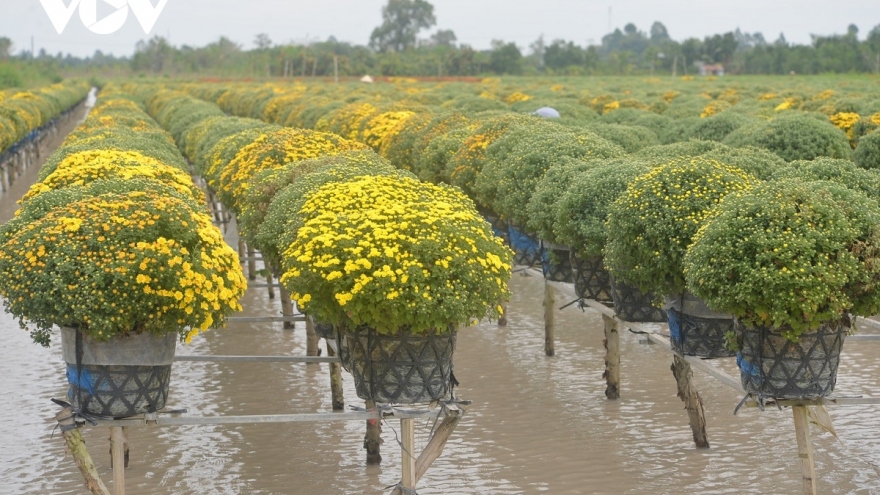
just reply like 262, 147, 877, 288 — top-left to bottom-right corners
540, 246, 549, 276
667, 309, 682, 343
736, 352, 761, 377
66, 364, 95, 394
509, 225, 539, 256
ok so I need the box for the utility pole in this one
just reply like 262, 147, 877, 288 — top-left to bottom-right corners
31, 36, 34, 59
608, 7, 612, 33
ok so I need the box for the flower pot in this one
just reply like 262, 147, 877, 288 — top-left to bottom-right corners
341, 326, 456, 404
540, 241, 574, 283
570, 252, 613, 303
61, 327, 176, 419
609, 277, 667, 323
507, 222, 541, 266
665, 292, 736, 358
735, 317, 849, 400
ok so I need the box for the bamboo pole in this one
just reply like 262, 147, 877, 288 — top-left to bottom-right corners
671, 355, 710, 449
793, 405, 817, 495
110, 427, 126, 495
364, 400, 383, 465
602, 314, 621, 399
543, 280, 555, 356
54, 408, 111, 495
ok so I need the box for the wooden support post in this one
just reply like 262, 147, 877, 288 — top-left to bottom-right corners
364, 400, 383, 465
237, 238, 245, 262
793, 405, 817, 495
247, 244, 257, 281
110, 427, 126, 495
108, 427, 130, 469
498, 301, 508, 327
543, 281, 555, 356
602, 314, 620, 400
277, 282, 296, 330
671, 355, 710, 449
54, 408, 111, 495
265, 267, 276, 300
326, 341, 344, 410
400, 418, 416, 493
305, 316, 319, 357
390, 411, 465, 494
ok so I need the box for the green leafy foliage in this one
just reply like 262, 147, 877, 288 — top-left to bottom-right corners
723, 112, 852, 162
605, 157, 760, 296
684, 179, 880, 339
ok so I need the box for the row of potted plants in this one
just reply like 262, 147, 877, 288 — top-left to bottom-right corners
132, 85, 513, 405
170, 79, 880, 403
0, 80, 91, 158
0, 85, 247, 419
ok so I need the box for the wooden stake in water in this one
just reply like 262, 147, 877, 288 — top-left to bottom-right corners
400, 418, 416, 492
364, 400, 382, 465
793, 405, 817, 495
602, 314, 620, 399
543, 280, 555, 356
326, 341, 344, 410
305, 317, 319, 357
276, 275, 296, 330
671, 355, 709, 449
110, 427, 126, 495
265, 267, 275, 300
247, 244, 257, 281
498, 301, 508, 327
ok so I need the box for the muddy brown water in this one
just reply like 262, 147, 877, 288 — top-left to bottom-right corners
1, 105, 879, 494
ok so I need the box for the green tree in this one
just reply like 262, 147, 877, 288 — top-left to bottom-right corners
0, 37, 12, 59
544, 39, 585, 71
867, 24, 880, 73
489, 40, 523, 74
369, 0, 436, 52
429, 29, 457, 47
254, 33, 272, 50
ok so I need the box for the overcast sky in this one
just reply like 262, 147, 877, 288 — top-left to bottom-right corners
2, 0, 879, 58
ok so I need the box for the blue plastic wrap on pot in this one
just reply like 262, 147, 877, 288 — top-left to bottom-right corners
508, 225, 541, 265
66, 364, 96, 394
736, 352, 761, 378
667, 309, 683, 344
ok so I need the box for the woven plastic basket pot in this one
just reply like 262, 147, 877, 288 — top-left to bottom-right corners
665, 292, 736, 358
735, 317, 849, 400
508, 222, 541, 267
570, 252, 613, 303
341, 326, 456, 404
61, 327, 176, 419
540, 241, 574, 283
609, 277, 667, 323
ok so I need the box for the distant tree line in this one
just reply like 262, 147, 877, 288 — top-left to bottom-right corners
2, 0, 880, 81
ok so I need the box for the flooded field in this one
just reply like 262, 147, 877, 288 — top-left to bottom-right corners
0, 108, 879, 494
